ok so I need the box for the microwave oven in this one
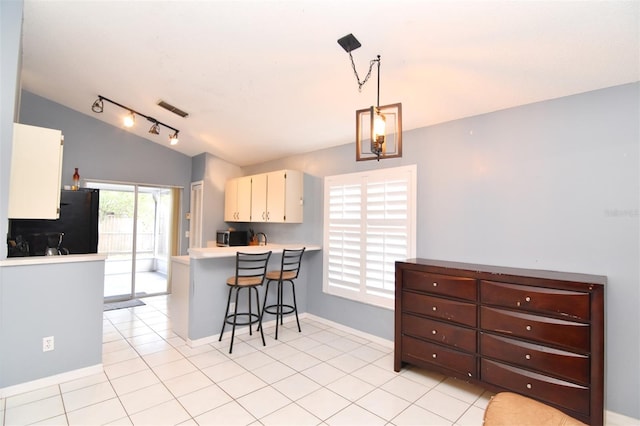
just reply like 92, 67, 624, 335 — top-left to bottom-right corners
216, 230, 249, 247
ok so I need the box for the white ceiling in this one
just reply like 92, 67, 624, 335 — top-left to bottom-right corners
20, 0, 639, 167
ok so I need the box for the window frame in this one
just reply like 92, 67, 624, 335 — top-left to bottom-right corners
322, 164, 417, 310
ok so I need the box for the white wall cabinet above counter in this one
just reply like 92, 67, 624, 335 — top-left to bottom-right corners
8, 123, 64, 219
225, 169, 304, 223
224, 176, 251, 222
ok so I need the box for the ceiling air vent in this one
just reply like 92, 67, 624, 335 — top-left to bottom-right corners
157, 100, 189, 118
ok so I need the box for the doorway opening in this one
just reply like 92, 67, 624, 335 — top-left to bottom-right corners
87, 181, 181, 302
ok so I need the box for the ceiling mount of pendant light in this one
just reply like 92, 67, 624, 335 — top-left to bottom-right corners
338, 33, 402, 162
90, 95, 181, 146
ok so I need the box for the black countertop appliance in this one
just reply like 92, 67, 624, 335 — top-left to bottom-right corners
8, 188, 99, 257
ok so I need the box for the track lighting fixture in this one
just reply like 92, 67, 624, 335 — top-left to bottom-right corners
91, 95, 181, 145
338, 33, 402, 162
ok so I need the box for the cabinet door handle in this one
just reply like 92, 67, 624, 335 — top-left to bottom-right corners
432, 353, 437, 359
432, 306, 437, 311
526, 325, 532, 331
525, 296, 531, 302
526, 383, 532, 389
525, 354, 531, 360
432, 282, 438, 287
431, 330, 437, 335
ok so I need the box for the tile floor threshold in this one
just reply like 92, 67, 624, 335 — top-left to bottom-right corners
0, 295, 492, 426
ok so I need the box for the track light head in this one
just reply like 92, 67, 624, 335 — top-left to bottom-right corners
91, 97, 104, 113
123, 111, 135, 128
169, 131, 179, 145
148, 122, 160, 135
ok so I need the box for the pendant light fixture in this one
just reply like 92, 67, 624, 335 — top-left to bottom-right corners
91, 95, 181, 146
338, 33, 402, 161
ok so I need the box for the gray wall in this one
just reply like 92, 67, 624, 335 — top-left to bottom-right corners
0, 0, 25, 394
17, 91, 193, 254
245, 83, 640, 419
1, 260, 105, 388
190, 152, 244, 247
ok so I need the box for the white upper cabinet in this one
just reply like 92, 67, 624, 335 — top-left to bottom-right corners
224, 176, 251, 222
250, 173, 268, 221
225, 169, 304, 223
8, 123, 64, 219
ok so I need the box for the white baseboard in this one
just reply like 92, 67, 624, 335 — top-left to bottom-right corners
605, 409, 640, 425
0, 364, 103, 399
303, 313, 394, 349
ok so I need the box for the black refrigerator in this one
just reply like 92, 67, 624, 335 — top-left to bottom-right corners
8, 188, 99, 256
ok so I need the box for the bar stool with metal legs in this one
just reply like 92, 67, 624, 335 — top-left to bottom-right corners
259, 247, 305, 340
219, 251, 271, 353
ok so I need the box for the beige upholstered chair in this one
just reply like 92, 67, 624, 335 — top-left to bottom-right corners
483, 392, 588, 426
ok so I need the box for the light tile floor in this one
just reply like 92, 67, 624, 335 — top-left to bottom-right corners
1, 295, 493, 425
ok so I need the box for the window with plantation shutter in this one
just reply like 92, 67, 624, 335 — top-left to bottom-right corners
323, 165, 417, 309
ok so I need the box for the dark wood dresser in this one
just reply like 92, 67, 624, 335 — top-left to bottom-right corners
394, 259, 605, 425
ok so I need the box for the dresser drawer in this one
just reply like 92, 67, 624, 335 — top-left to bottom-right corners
481, 359, 589, 416
481, 307, 589, 352
480, 333, 589, 385
481, 280, 590, 320
403, 335, 477, 378
403, 291, 477, 327
403, 313, 476, 352
404, 270, 476, 301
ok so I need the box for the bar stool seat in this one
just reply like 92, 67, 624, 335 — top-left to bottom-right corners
259, 247, 305, 340
219, 251, 271, 353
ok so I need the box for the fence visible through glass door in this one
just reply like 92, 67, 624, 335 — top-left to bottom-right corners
87, 181, 179, 302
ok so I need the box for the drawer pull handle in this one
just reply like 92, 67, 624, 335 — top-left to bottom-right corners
468, 372, 472, 377
432, 353, 437, 358
431, 330, 437, 335
433, 282, 438, 287
526, 325, 532, 331
525, 354, 531, 360
526, 383, 532, 389
525, 296, 531, 302
432, 306, 437, 311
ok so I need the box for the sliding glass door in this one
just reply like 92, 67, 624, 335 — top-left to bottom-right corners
88, 181, 180, 302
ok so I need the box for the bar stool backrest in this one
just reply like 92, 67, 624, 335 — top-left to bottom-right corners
276, 248, 306, 280
232, 251, 272, 286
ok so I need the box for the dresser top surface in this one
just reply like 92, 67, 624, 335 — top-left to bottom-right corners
398, 258, 607, 286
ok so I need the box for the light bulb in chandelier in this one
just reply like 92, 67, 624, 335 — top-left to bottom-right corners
123, 111, 135, 128
169, 131, 179, 145
370, 106, 386, 157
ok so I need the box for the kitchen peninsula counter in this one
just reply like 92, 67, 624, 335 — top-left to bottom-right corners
0, 253, 107, 267
170, 244, 321, 345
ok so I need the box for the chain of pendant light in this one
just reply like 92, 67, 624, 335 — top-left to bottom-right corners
348, 51, 381, 92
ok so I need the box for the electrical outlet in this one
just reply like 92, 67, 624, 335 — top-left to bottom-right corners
43, 336, 54, 352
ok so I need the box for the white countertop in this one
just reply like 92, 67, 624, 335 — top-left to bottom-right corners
0, 253, 107, 267
183, 243, 321, 260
